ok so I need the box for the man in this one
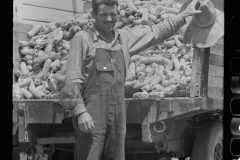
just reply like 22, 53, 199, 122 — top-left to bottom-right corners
58, 0, 201, 159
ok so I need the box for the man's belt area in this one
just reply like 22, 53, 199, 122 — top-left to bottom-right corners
83, 87, 125, 97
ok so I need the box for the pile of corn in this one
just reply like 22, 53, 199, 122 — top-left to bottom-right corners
115, 0, 182, 29
126, 38, 193, 99
13, 0, 193, 100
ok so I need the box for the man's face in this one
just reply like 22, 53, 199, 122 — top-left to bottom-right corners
92, 4, 118, 33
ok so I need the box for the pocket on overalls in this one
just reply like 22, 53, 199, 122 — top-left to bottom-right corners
96, 62, 114, 85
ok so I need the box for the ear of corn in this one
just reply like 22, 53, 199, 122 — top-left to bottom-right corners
42, 59, 52, 81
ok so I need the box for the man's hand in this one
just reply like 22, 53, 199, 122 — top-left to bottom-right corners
78, 112, 95, 133
180, 0, 202, 19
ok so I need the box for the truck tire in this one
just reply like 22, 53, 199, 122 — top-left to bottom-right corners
190, 120, 223, 160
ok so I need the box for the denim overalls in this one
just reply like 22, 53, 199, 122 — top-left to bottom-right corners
72, 29, 126, 160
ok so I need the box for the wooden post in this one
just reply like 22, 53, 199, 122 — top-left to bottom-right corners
13, 0, 23, 23
200, 48, 210, 97
18, 102, 28, 143
190, 47, 210, 97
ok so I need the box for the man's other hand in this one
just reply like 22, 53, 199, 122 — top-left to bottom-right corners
78, 112, 95, 133
180, 0, 202, 19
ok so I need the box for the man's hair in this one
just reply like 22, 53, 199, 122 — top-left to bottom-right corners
92, 0, 118, 14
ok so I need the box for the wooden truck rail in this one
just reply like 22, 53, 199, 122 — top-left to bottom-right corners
13, 96, 221, 143
13, 97, 209, 125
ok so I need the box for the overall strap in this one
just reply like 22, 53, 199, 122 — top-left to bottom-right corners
85, 29, 94, 43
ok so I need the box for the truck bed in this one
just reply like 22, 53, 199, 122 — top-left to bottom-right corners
13, 97, 215, 125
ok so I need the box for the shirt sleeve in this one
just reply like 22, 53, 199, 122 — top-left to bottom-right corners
127, 14, 186, 56
58, 32, 87, 117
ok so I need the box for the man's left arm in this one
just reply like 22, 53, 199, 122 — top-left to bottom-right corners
126, 14, 186, 56
126, 0, 201, 56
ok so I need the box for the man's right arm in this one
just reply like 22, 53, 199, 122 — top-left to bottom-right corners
58, 32, 87, 117
58, 31, 95, 132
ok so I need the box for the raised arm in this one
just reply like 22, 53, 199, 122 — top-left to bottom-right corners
126, 0, 201, 56
127, 14, 186, 56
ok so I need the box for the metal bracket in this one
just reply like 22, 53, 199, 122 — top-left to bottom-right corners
24, 105, 28, 128
18, 102, 29, 142
154, 132, 171, 154
25, 131, 28, 141
24, 103, 29, 141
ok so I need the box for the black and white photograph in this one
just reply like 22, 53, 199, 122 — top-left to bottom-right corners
13, 0, 226, 160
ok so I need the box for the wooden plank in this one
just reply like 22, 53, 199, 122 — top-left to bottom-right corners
125, 140, 156, 151
200, 48, 210, 97
171, 98, 204, 117
206, 97, 223, 110
22, 5, 78, 23
208, 65, 224, 77
158, 100, 171, 112
212, 98, 224, 110
22, 0, 91, 13
13, 103, 19, 123
126, 100, 143, 124
208, 87, 223, 99
13, 123, 19, 136
210, 44, 223, 56
13, 31, 29, 42
190, 47, 202, 97
13, 0, 19, 22
209, 54, 224, 66
13, 72, 16, 84
13, 22, 33, 33
26, 101, 54, 124
13, 51, 21, 70
19, 125, 26, 142
37, 136, 75, 144
13, 41, 20, 52
21, 19, 48, 26
18, 103, 28, 142
190, 48, 207, 97
13, 0, 23, 23
141, 101, 158, 143
199, 54, 223, 67
208, 76, 223, 89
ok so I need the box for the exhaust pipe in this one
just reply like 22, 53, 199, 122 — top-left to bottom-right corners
153, 121, 166, 133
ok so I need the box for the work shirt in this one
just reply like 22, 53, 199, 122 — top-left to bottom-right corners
58, 14, 186, 117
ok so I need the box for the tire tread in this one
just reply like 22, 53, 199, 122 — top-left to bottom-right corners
190, 121, 223, 160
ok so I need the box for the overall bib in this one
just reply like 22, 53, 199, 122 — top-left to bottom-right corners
72, 29, 126, 160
